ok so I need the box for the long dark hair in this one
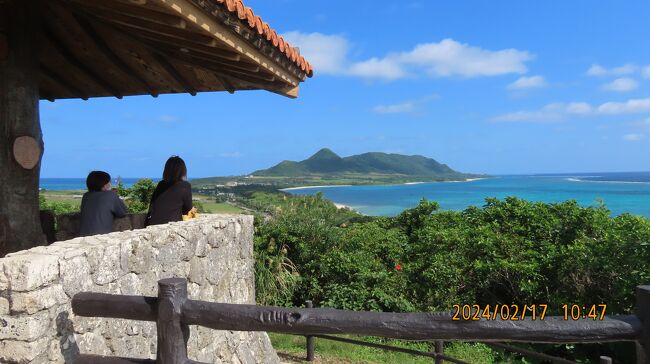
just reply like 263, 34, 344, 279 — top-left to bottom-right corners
86, 171, 110, 192
162, 156, 187, 183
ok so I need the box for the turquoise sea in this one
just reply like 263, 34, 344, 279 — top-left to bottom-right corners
40, 178, 158, 190
285, 172, 650, 218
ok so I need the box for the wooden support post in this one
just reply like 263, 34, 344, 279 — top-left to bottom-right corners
636, 286, 650, 364
157, 278, 190, 364
305, 300, 315, 361
0, 0, 46, 256
434, 340, 444, 364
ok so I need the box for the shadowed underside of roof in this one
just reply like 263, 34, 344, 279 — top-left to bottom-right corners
38, 0, 313, 100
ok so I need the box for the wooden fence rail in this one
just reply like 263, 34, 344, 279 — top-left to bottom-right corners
71, 279, 650, 363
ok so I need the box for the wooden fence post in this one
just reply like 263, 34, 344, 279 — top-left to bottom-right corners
636, 285, 650, 364
305, 300, 315, 361
157, 278, 190, 364
434, 340, 444, 364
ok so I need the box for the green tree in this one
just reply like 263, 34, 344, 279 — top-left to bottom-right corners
125, 178, 156, 212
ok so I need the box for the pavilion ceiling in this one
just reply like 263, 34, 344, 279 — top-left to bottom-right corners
38, 0, 313, 100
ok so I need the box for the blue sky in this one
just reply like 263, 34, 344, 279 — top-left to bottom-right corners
41, 0, 650, 178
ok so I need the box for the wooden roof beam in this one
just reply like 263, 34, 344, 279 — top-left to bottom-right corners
135, 32, 241, 62
71, 0, 188, 29
149, 51, 196, 96
87, 10, 216, 47
42, 23, 122, 99
166, 52, 275, 83
158, 0, 301, 87
71, 13, 159, 97
40, 63, 89, 100
214, 74, 235, 94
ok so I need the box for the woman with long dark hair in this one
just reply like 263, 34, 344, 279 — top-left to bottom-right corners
146, 156, 195, 226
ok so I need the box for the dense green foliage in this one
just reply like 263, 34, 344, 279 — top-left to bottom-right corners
252, 148, 476, 179
117, 179, 156, 213
254, 193, 648, 361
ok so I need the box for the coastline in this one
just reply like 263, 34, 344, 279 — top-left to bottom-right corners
280, 184, 353, 191
282, 177, 487, 191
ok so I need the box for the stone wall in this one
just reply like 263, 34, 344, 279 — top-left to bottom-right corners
0, 214, 279, 364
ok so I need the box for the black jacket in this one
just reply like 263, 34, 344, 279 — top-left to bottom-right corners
146, 180, 192, 226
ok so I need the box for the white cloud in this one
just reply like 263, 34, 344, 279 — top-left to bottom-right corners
348, 58, 406, 80
373, 102, 416, 114
623, 133, 645, 141
283, 33, 533, 80
492, 102, 592, 122
587, 63, 637, 77
598, 98, 650, 114
282, 32, 350, 74
601, 77, 638, 92
493, 97, 650, 122
643, 66, 650, 79
507, 75, 547, 90
396, 39, 532, 78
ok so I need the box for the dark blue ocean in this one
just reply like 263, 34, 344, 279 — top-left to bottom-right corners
286, 172, 650, 218
40, 178, 158, 190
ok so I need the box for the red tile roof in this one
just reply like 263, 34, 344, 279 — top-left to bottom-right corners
214, 0, 314, 77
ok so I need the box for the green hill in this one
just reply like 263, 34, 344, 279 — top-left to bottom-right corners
251, 148, 476, 180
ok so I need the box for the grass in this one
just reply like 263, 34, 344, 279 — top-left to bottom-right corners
268, 333, 499, 364
41, 190, 83, 208
40, 191, 245, 214
200, 201, 244, 214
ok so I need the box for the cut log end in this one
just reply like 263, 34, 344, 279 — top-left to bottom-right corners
13, 136, 42, 170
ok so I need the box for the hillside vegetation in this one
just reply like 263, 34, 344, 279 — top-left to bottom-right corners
252, 192, 646, 362
193, 149, 483, 188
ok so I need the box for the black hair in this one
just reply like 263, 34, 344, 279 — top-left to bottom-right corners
162, 156, 187, 183
86, 171, 111, 192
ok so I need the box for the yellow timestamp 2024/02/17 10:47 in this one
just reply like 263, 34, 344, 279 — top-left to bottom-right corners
451, 304, 607, 321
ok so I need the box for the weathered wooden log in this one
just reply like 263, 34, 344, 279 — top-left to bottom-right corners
0, 0, 46, 256
73, 290, 643, 344
181, 299, 642, 343
305, 300, 314, 362
72, 292, 157, 321
156, 278, 190, 364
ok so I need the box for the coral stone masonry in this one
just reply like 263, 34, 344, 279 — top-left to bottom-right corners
0, 214, 279, 364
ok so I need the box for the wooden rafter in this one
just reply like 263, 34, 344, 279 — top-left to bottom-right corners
149, 51, 196, 96
157, 0, 301, 87
70, 12, 159, 97
134, 32, 242, 62
86, 9, 215, 46
72, 0, 188, 29
149, 43, 260, 74
214, 74, 235, 94
42, 22, 123, 98
40, 63, 89, 100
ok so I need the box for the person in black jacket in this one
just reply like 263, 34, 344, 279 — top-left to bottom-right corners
146, 156, 195, 226
79, 171, 128, 236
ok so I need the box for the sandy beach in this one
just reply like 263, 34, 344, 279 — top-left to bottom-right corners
280, 185, 352, 191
